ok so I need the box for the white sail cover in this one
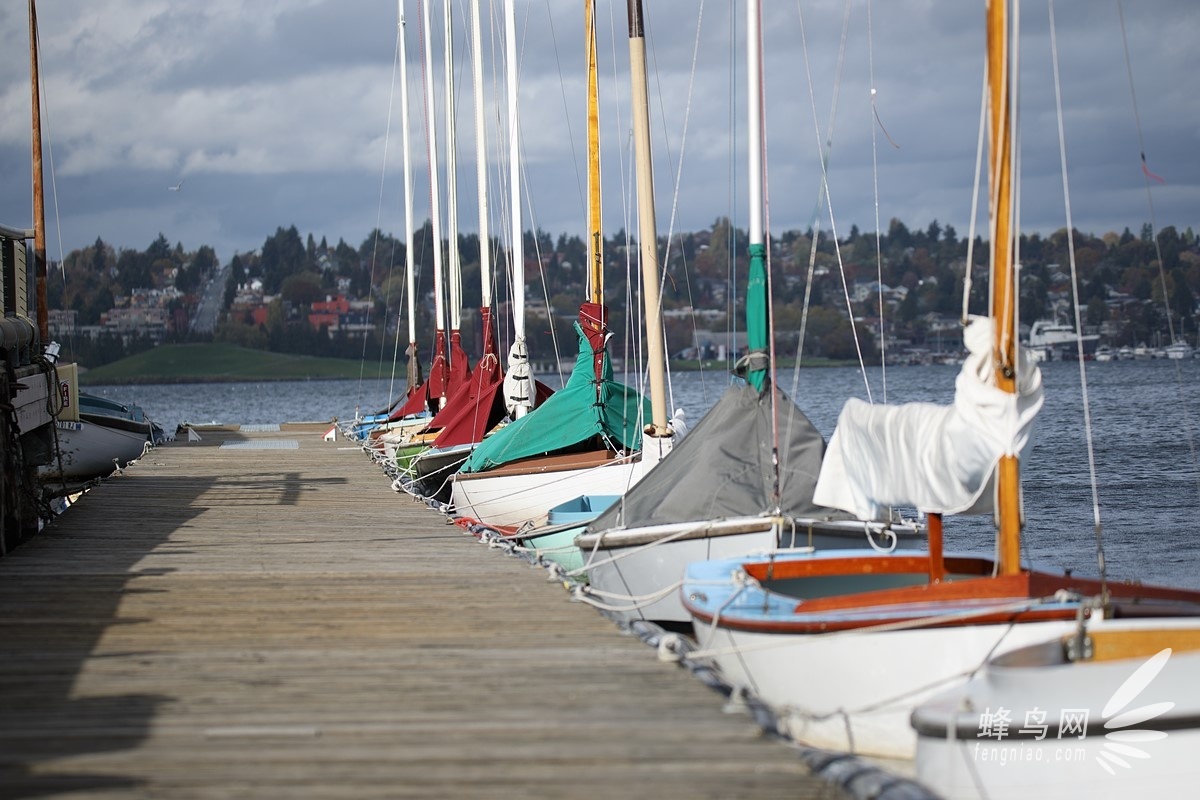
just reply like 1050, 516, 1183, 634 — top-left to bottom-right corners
813, 316, 1043, 520
503, 339, 534, 418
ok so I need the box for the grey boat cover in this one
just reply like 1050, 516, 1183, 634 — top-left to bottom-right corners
587, 382, 850, 532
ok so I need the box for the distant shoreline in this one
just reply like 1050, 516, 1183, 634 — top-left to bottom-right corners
77, 342, 860, 386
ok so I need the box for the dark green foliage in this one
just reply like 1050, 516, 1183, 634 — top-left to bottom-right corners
44, 217, 1200, 369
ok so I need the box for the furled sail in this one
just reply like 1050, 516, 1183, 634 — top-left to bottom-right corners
813, 316, 1043, 520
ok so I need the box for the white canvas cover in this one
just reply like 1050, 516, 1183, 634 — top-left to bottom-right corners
813, 316, 1043, 520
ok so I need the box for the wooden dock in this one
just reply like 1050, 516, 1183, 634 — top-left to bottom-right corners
0, 425, 848, 799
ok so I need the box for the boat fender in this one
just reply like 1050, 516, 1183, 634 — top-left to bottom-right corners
656, 633, 685, 663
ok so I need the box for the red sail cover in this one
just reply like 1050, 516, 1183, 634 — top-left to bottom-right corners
579, 301, 608, 383
427, 352, 505, 448
448, 329, 471, 397
429, 307, 501, 446
390, 329, 451, 420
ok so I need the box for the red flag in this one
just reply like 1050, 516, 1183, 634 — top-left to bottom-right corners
1141, 153, 1165, 184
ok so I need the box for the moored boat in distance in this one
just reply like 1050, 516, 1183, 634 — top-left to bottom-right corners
1163, 339, 1194, 360
1025, 318, 1100, 362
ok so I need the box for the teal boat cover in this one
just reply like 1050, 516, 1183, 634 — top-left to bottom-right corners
459, 322, 649, 473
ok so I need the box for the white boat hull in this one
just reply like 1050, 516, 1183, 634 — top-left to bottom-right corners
914, 620, 1200, 798
450, 458, 641, 528
693, 616, 1078, 759
40, 418, 150, 481
581, 519, 779, 624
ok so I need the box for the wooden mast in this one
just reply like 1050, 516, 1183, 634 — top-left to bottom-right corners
29, 0, 48, 342
585, 1, 603, 307
580, 0, 608, 390
987, 0, 1022, 576
627, 0, 669, 436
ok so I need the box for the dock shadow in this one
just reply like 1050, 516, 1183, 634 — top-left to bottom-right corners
0, 472, 215, 798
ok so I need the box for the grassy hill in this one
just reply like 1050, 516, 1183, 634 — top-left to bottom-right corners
79, 343, 397, 384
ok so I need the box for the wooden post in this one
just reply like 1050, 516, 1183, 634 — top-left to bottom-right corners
29, 0, 48, 343
927, 512, 944, 584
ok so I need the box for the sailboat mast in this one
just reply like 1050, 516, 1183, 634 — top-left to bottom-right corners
504, 0, 530, 418
421, 0, 449, 407
744, 0, 768, 393
444, 0, 463, 343
586, 1, 603, 305
28, 0, 48, 342
399, 2, 421, 392
627, 0, 669, 435
469, 0, 493, 348
987, 0, 1022, 575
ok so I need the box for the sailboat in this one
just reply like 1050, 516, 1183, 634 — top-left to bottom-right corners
402, 0, 534, 502
912, 618, 1200, 797
348, 3, 430, 447
373, 0, 458, 452
679, 0, 1200, 761
447, 0, 677, 530
572, 1, 922, 626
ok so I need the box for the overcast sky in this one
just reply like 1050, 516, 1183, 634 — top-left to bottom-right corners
1, 0, 1196, 267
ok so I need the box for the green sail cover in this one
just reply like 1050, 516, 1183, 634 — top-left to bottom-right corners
745, 241, 769, 392
459, 322, 649, 473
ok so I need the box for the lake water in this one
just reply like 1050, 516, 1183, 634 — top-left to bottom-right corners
87, 357, 1200, 590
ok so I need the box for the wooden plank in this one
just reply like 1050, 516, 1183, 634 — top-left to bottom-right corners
0, 427, 843, 799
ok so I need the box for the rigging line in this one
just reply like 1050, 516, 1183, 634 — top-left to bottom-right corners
607, 1, 640, 393
643, 3, 705, 407
985, 0, 1009, 371
962, 61, 988, 325
640, 7, 703, 414
1048, 0, 1106, 597
787, 0, 850, 413
507, 4, 562, 384
751, 3, 783, 508
32, 20, 72, 364
32, 23, 65, 285
1005, 0, 1020, 368
1116, 0, 1200, 507
726, 0, 737, 379
418, 0, 442, 368
645, 2, 706, 413
1117, 0, 1171, 316
359, 10, 405, 412
625, 133, 646, 408
543, 0, 587, 238
794, 0, 869, 403
866, 0, 888, 403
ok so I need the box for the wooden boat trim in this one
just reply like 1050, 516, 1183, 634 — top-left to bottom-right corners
1085, 626, 1200, 661
685, 555, 1200, 634
454, 449, 627, 481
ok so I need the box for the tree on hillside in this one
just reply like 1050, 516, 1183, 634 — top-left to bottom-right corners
260, 226, 306, 293
280, 272, 325, 305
